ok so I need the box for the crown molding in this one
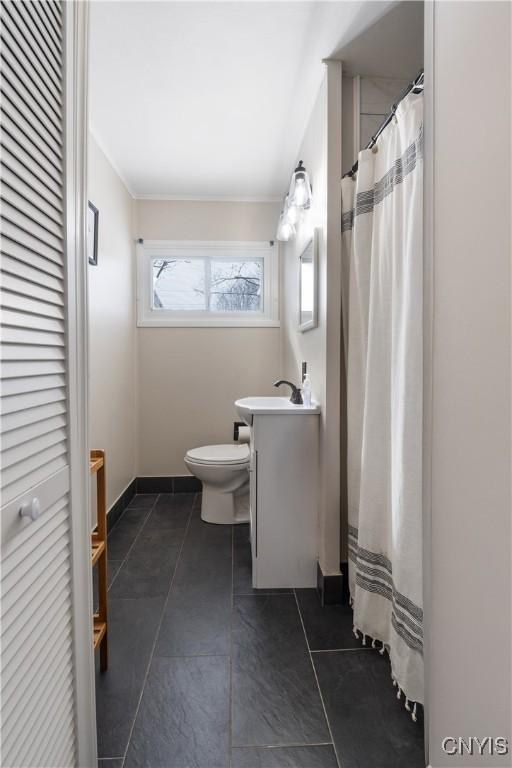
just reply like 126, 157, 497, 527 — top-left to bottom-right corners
135, 194, 283, 203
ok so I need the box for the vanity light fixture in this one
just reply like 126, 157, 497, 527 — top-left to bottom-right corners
288, 160, 312, 209
276, 161, 312, 242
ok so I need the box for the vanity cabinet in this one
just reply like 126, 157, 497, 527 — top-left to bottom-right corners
248, 410, 320, 588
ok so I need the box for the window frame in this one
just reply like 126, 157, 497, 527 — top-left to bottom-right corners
137, 240, 279, 327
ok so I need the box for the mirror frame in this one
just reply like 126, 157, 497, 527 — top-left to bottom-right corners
298, 228, 319, 332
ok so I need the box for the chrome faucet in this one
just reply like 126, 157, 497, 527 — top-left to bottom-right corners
273, 379, 303, 405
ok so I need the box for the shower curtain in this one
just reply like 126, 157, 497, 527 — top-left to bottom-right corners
341, 90, 424, 710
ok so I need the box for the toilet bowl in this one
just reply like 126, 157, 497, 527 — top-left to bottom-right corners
184, 443, 250, 524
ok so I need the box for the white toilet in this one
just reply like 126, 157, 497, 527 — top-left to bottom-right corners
184, 443, 250, 524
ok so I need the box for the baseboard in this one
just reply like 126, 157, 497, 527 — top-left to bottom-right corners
316, 561, 344, 606
340, 561, 350, 604
136, 475, 202, 494
106, 478, 136, 533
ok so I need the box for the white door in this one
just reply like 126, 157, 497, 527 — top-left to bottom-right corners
1, 2, 95, 766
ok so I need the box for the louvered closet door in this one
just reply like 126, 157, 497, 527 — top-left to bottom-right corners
1, 2, 77, 767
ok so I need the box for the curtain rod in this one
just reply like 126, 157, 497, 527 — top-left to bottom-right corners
343, 69, 424, 179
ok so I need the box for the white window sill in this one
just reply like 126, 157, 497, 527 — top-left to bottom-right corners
137, 318, 281, 328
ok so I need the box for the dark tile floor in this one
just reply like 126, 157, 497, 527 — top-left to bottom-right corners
95, 494, 425, 768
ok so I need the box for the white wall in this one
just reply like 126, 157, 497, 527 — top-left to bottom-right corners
425, 2, 511, 765
281, 62, 343, 576
87, 135, 136, 510
134, 200, 281, 475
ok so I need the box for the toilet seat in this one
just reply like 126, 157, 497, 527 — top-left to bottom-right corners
186, 443, 249, 466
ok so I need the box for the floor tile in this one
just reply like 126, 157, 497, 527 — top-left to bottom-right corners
155, 512, 232, 656
109, 530, 183, 599
233, 524, 292, 595
108, 560, 123, 588
96, 596, 165, 758
124, 655, 230, 768
313, 650, 425, 768
295, 589, 361, 651
231, 745, 338, 768
126, 494, 158, 509
107, 509, 149, 561
232, 594, 330, 747
144, 493, 194, 531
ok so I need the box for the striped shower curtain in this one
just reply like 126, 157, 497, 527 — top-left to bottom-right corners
341, 91, 424, 711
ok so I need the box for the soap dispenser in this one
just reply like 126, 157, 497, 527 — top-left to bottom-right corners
302, 373, 312, 407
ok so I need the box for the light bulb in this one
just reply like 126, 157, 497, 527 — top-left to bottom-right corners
284, 203, 300, 225
277, 216, 295, 241
293, 179, 307, 207
288, 161, 312, 209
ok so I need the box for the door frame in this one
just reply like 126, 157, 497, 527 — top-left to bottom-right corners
65, 2, 97, 765
422, 3, 434, 766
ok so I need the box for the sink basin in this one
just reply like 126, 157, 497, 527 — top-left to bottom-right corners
235, 396, 320, 425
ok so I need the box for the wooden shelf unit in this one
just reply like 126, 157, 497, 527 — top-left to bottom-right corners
90, 449, 108, 671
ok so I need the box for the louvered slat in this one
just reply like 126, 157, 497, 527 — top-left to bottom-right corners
22, 663, 74, 767
1, 290, 65, 320
2, 624, 72, 737
1, 442, 68, 497
1, 199, 63, 253
0, 146, 63, 207
1, 24, 63, 117
0, 272, 64, 307
7, 2, 62, 80
0, 60, 62, 145
1, 163, 63, 222
1, 306, 65, 333
1, 126, 63, 194
1, 400, 66, 435
0, 326, 65, 347
1, 3, 62, 93
0, 167, 64, 234
23, 0, 62, 61
38, 0, 63, 41
3, 560, 70, 660
1, 360, 66, 379
1, 81, 63, 169
1, 172, 63, 231
1, 240, 65, 280
2, 426, 67, 469
1, 343, 66, 361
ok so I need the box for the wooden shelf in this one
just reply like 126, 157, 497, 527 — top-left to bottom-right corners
93, 616, 107, 650
91, 448, 108, 671
91, 537, 105, 567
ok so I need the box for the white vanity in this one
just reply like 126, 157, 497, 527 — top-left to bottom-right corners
235, 396, 320, 589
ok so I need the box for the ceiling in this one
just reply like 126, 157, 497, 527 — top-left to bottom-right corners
88, 1, 421, 200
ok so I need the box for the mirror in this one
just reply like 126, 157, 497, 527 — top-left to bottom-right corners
299, 229, 318, 332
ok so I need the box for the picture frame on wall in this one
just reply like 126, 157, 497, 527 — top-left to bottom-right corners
87, 200, 99, 266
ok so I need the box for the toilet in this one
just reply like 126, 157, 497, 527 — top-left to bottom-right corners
184, 443, 250, 524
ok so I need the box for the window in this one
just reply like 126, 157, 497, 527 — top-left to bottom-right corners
137, 241, 279, 327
